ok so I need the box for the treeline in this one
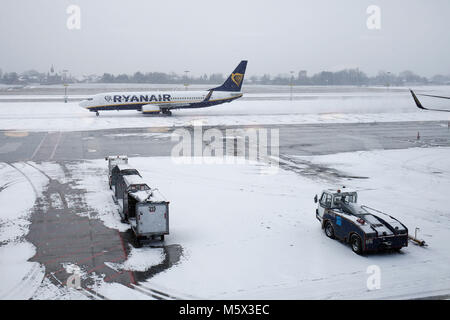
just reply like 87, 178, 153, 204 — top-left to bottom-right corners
1, 67, 449, 86
88, 69, 450, 86
98, 72, 225, 84
251, 69, 447, 86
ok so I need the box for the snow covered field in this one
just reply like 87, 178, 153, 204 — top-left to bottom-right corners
11, 147, 444, 300
0, 89, 449, 132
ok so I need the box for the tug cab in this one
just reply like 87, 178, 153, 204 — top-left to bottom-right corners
315, 188, 358, 222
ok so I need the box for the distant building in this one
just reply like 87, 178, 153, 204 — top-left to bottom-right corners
42, 64, 63, 85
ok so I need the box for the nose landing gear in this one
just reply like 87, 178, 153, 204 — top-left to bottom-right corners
95, 111, 99, 117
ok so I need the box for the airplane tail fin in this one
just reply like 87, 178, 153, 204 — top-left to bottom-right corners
211, 60, 247, 92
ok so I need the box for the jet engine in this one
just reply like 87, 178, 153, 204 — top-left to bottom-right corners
141, 104, 161, 114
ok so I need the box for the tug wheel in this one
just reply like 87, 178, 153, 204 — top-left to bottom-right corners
351, 234, 363, 254
324, 221, 335, 239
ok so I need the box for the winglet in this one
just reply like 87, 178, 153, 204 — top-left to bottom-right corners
410, 89, 426, 110
410, 89, 450, 112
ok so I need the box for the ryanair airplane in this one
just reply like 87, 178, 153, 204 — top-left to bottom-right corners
80, 60, 247, 116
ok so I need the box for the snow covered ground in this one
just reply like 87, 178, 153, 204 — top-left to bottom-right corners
64, 147, 450, 299
1, 147, 449, 299
0, 90, 449, 132
0, 163, 47, 299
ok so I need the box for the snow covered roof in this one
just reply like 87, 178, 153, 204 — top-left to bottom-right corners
129, 189, 167, 203
325, 188, 357, 195
129, 190, 152, 202
123, 174, 147, 186
115, 164, 137, 172
106, 155, 128, 160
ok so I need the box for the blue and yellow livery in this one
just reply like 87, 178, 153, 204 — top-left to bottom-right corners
79, 60, 247, 116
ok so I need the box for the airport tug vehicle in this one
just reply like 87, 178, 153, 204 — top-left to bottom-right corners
314, 188, 408, 254
106, 156, 169, 247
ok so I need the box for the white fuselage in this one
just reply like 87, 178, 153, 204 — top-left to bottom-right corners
79, 90, 243, 114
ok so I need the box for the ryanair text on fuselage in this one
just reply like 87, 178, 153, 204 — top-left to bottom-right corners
109, 94, 171, 103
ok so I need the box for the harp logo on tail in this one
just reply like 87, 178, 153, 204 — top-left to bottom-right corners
231, 73, 244, 87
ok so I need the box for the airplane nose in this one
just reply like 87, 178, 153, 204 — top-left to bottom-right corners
79, 99, 91, 109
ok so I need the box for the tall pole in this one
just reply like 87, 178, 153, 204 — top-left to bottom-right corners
290, 71, 294, 101
64, 83, 69, 103
184, 70, 190, 91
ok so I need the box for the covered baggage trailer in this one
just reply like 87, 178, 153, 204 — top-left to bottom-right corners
110, 164, 141, 197
119, 175, 169, 245
314, 188, 408, 254
105, 155, 128, 186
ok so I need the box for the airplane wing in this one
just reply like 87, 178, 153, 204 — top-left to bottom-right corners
410, 89, 450, 112
415, 93, 450, 100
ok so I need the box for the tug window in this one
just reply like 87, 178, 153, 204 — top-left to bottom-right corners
320, 193, 332, 208
325, 194, 332, 207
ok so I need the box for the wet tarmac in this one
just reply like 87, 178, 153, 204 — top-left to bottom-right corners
1, 121, 449, 163
7, 159, 183, 295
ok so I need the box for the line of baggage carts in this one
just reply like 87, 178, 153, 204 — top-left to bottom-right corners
106, 156, 169, 247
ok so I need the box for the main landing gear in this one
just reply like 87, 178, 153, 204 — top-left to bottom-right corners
161, 109, 172, 116
95, 111, 99, 117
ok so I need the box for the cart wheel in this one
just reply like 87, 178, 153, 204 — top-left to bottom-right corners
324, 221, 335, 239
351, 234, 363, 254
160, 235, 165, 241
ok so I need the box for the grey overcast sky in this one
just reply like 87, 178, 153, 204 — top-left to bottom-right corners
1, 0, 449, 77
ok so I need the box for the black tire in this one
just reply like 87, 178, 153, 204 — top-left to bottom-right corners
135, 237, 142, 248
324, 221, 335, 239
351, 234, 363, 254
161, 235, 165, 241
